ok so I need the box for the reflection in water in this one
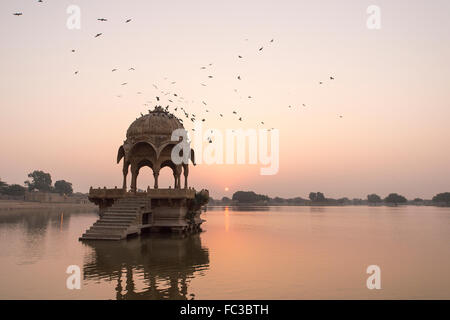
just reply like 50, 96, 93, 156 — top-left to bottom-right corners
208, 205, 272, 212
82, 234, 210, 300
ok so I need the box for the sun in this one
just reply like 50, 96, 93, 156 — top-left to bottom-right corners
224, 187, 229, 192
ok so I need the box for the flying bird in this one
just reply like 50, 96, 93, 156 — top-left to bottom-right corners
74, 71, 79, 75
112, 69, 117, 72
129, 67, 135, 71
94, 33, 103, 38
71, 49, 75, 53
238, 55, 243, 59
97, 18, 107, 22
259, 47, 263, 51
121, 82, 127, 85
13, 13, 23, 16
125, 19, 132, 23
237, 76, 241, 80
330, 76, 335, 80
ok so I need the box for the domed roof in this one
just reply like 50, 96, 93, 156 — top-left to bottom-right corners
126, 106, 184, 138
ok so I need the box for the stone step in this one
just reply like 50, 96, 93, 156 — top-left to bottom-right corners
88, 225, 128, 230
105, 208, 139, 212
103, 212, 138, 217
80, 233, 123, 241
101, 216, 137, 221
101, 216, 136, 221
94, 221, 131, 226
86, 229, 125, 235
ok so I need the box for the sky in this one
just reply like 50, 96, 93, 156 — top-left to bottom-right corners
0, 0, 449, 199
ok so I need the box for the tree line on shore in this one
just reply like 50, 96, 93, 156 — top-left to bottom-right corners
0, 170, 73, 197
209, 191, 450, 207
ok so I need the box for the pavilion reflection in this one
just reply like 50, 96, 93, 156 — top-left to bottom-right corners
82, 233, 209, 300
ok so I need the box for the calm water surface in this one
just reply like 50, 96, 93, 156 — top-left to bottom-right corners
0, 206, 449, 299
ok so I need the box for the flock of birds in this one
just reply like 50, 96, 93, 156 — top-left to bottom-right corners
12, 4, 341, 144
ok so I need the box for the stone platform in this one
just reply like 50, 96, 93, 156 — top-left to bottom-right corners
79, 188, 207, 241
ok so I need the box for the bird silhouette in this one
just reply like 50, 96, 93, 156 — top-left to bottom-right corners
97, 18, 107, 22
129, 67, 135, 71
13, 13, 23, 16
259, 47, 263, 51
94, 33, 102, 38
125, 19, 132, 23
330, 76, 335, 80
74, 71, 79, 75
237, 76, 241, 80
121, 82, 127, 86
112, 69, 117, 72
238, 55, 243, 59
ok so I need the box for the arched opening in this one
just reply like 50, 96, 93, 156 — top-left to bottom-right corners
135, 159, 154, 191
137, 166, 153, 191
158, 166, 174, 189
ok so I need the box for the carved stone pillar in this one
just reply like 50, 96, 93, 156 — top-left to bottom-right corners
153, 168, 160, 189
183, 165, 189, 189
122, 162, 128, 191
130, 167, 138, 193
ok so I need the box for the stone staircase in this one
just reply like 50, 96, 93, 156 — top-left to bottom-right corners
79, 197, 151, 241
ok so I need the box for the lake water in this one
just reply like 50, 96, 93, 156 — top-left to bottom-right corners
0, 205, 449, 299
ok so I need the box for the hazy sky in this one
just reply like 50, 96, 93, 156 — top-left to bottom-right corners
1, 0, 449, 199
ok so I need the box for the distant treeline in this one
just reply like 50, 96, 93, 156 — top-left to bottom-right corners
209, 191, 450, 207
0, 170, 74, 196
